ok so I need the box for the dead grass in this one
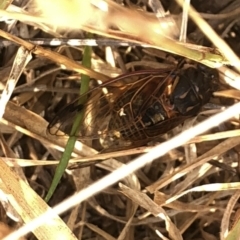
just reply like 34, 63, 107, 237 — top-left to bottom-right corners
1, 0, 240, 240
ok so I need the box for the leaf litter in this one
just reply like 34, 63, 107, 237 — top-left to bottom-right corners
1, 0, 240, 239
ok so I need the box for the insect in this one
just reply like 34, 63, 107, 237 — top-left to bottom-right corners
48, 63, 219, 149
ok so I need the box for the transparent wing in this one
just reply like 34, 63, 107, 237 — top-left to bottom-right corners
47, 68, 174, 142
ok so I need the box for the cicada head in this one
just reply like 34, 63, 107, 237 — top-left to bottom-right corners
170, 64, 219, 116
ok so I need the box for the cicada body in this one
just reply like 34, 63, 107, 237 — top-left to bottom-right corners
48, 63, 218, 149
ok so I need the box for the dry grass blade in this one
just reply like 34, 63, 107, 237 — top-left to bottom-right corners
147, 136, 240, 193
0, 157, 77, 240
154, 192, 216, 212
84, 223, 116, 240
176, 0, 240, 68
221, 190, 240, 239
0, 133, 27, 222
0, 29, 108, 81
1, 0, 240, 239
1, 101, 96, 156
0, 46, 32, 118
218, 66, 240, 90
0, 1, 227, 66
166, 182, 240, 205
214, 89, 240, 99
119, 183, 183, 240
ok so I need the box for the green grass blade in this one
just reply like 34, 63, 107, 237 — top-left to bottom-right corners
45, 43, 92, 202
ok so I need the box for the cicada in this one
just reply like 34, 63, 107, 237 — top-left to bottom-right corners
48, 63, 219, 149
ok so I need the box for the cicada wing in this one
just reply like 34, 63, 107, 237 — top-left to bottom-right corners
144, 115, 190, 137
47, 88, 114, 140
47, 100, 85, 136
99, 116, 190, 151
47, 68, 175, 144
